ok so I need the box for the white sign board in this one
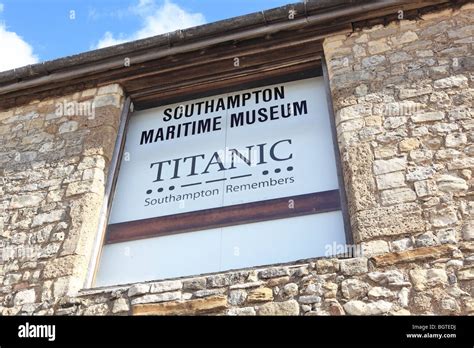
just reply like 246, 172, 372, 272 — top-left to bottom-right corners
95, 76, 346, 286
109, 77, 339, 224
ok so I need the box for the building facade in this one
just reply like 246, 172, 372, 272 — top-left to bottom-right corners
0, 0, 473, 315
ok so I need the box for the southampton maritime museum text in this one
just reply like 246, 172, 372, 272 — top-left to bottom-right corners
139, 85, 308, 143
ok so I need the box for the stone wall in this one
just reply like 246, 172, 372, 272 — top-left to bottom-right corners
50, 244, 472, 316
0, 85, 124, 314
0, 3, 472, 316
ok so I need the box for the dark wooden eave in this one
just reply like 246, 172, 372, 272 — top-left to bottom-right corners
0, 0, 460, 111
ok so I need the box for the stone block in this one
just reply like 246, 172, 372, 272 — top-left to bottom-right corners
111, 298, 130, 314
457, 268, 474, 281
31, 209, 65, 227
373, 157, 407, 175
247, 287, 273, 303
375, 171, 406, 190
370, 245, 456, 267
353, 203, 424, 241
436, 174, 468, 192
411, 111, 444, 123
9, 193, 45, 209
341, 279, 369, 299
150, 280, 182, 294
343, 300, 392, 315
128, 284, 150, 297
462, 221, 474, 240
258, 268, 289, 279
414, 180, 437, 197
43, 255, 84, 279
399, 138, 420, 152
361, 240, 389, 256
434, 75, 468, 89
257, 300, 299, 316
430, 207, 458, 228
227, 307, 256, 316
409, 269, 448, 291
381, 187, 416, 206
14, 289, 36, 306
131, 291, 181, 305
340, 258, 368, 276
132, 295, 227, 315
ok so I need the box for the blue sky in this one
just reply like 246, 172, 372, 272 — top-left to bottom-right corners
0, 0, 295, 72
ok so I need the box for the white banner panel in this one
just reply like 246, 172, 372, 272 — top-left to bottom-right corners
96, 211, 346, 286
108, 77, 339, 224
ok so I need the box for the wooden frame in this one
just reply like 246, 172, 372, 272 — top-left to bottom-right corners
106, 190, 341, 244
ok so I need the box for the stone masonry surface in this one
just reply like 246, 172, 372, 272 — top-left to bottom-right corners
0, 85, 124, 315
0, 4, 473, 315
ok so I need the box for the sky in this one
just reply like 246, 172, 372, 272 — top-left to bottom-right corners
0, 0, 295, 72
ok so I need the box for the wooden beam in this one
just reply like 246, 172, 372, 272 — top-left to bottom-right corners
106, 190, 341, 244
133, 60, 321, 110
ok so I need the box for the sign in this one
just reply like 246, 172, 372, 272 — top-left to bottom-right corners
108, 77, 339, 225
96, 76, 346, 286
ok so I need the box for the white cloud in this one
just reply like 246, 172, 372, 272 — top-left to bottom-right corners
0, 22, 39, 72
94, 0, 206, 49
